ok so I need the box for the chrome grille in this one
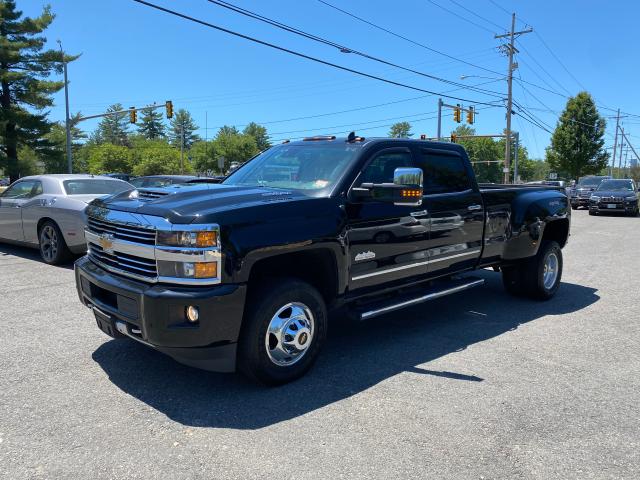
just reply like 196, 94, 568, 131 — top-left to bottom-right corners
600, 196, 624, 203
88, 243, 157, 279
87, 217, 156, 245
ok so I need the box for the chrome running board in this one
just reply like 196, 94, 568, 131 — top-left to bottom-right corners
359, 278, 485, 321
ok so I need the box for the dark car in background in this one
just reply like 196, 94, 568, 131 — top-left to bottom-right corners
129, 175, 222, 188
570, 175, 611, 209
588, 179, 639, 216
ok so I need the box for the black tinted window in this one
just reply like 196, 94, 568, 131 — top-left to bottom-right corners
359, 151, 413, 185
419, 151, 471, 194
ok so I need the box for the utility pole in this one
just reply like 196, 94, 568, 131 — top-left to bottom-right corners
437, 98, 443, 141
496, 14, 532, 183
58, 41, 73, 174
513, 131, 520, 183
618, 127, 625, 175
180, 124, 185, 174
611, 108, 620, 176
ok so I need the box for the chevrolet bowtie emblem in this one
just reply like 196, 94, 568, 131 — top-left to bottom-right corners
98, 233, 115, 254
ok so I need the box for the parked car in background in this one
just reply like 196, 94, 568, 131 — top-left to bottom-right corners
588, 179, 639, 216
570, 175, 611, 209
129, 175, 201, 188
0, 174, 132, 264
103, 173, 134, 182
0, 177, 10, 187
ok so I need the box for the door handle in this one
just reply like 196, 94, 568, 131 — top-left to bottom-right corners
467, 204, 482, 211
410, 209, 428, 217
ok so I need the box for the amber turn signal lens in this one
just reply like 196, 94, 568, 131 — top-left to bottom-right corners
194, 262, 217, 278
195, 231, 217, 247
400, 189, 422, 198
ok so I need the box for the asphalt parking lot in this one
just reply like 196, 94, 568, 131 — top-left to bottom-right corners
1, 209, 638, 480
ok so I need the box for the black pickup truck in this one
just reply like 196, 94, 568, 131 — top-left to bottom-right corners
75, 136, 570, 385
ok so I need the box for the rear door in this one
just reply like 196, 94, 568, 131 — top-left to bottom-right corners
416, 147, 484, 276
0, 180, 39, 241
345, 145, 430, 290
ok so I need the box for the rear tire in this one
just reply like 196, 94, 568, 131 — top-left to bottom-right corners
571, 205, 578, 210
502, 241, 563, 300
38, 220, 72, 265
589, 210, 596, 216
238, 278, 327, 385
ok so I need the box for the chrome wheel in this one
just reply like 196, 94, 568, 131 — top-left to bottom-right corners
40, 225, 59, 262
265, 302, 315, 367
543, 252, 559, 290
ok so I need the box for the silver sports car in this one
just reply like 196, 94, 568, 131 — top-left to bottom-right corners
0, 174, 133, 264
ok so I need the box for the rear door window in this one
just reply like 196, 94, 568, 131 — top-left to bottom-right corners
418, 151, 471, 194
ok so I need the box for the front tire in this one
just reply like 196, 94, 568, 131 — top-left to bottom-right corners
238, 279, 327, 385
38, 220, 72, 265
589, 210, 596, 216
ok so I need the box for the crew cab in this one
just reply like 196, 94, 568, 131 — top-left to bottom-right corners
74, 136, 570, 385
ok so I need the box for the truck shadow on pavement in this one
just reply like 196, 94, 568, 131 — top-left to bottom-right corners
92, 270, 599, 430
0, 243, 76, 269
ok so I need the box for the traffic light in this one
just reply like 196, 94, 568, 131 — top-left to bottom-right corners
453, 104, 461, 123
165, 100, 173, 119
466, 106, 474, 125
450, 133, 457, 143
129, 107, 137, 124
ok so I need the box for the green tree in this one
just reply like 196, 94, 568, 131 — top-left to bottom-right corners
0, 1, 78, 182
217, 125, 239, 137
169, 109, 199, 148
388, 121, 413, 138
132, 142, 192, 176
242, 122, 270, 151
137, 107, 165, 139
87, 143, 132, 174
94, 103, 130, 146
213, 130, 258, 171
190, 140, 217, 174
16, 145, 42, 176
41, 115, 86, 173
546, 92, 609, 180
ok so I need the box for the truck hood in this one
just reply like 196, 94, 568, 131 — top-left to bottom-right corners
89, 183, 309, 224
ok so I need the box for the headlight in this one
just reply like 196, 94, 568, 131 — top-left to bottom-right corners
590, 196, 600, 202
157, 260, 218, 279
157, 230, 218, 247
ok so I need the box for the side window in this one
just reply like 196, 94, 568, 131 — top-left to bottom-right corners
359, 151, 413, 185
32, 181, 43, 196
418, 151, 471, 195
2, 181, 37, 199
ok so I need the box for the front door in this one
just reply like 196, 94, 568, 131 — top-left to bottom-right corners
0, 180, 39, 241
345, 146, 430, 291
415, 147, 484, 276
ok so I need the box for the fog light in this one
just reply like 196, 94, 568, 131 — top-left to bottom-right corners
186, 305, 199, 323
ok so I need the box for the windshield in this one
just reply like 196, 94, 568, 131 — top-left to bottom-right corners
63, 179, 131, 195
596, 180, 634, 191
578, 177, 607, 187
222, 143, 359, 193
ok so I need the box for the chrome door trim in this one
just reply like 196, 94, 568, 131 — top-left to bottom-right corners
351, 248, 481, 281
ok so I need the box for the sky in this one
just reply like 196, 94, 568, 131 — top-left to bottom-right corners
17, 0, 640, 164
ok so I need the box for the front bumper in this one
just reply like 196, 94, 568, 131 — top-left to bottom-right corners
570, 197, 591, 207
75, 256, 247, 372
588, 201, 637, 213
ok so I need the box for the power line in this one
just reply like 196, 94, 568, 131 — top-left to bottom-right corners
533, 31, 586, 92
131, 0, 504, 107
425, 0, 496, 34
447, 0, 506, 31
204, 0, 505, 99
316, 0, 506, 77
486, 0, 511, 16
516, 40, 573, 96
